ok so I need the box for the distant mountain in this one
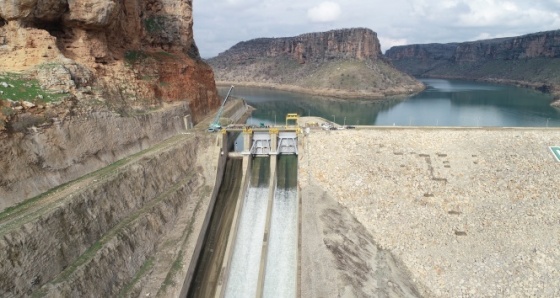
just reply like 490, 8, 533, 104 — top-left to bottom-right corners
207, 28, 424, 99
385, 30, 560, 99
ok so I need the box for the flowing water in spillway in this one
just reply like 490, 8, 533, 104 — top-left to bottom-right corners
263, 155, 298, 297
225, 157, 270, 298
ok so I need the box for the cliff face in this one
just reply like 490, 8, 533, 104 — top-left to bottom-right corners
218, 28, 381, 64
0, 0, 220, 206
0, 133, 224, 297
0, 0, 219, 122
385, 30, 560, 94
208, 28, 423, 99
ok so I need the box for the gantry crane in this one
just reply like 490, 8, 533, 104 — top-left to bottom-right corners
208, 85, 234, 132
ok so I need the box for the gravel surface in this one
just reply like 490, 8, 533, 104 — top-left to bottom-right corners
298, 126, 560, 297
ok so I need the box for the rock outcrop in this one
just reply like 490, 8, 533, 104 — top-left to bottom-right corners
0, 0, 220, 205
0, 133, 224, 297
385, 30, 560, 97
0, 0, 219, 123
208, 28, 424, 99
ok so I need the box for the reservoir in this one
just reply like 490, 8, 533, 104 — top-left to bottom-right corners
219, 79, 560, 127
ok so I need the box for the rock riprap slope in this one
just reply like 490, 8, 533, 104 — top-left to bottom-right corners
299, 127, 560, 297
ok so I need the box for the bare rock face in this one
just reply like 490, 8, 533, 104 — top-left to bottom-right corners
32, 0, 67, 21
385, 30, 560, 96
0, 0, 219, 205
65, 0, 118, 28
0, 0, 218, 120
0, 0, 37, 20
209, 28, 423, 99
220, 28, 381, 64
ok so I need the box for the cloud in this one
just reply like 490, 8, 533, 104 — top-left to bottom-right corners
378, 37, 408, 53
194, 0, 560, 58
307, 2, 341, 23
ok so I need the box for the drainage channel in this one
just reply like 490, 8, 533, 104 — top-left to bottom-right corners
187, 158, 243, 297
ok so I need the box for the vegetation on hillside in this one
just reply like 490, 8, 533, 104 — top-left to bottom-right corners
0, 73, 67, 131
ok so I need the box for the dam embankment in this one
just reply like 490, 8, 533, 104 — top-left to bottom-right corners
299, 126, 560, 297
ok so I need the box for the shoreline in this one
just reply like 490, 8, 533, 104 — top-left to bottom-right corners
419, 75, 560, 101
215, 81, 425, 100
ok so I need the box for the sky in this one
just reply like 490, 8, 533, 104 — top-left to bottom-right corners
193, 0, 560, 58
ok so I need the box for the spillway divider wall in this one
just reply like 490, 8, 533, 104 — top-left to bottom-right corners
297, 134, 304, 298
256, 156, 278, 297
215, 154, 253, 298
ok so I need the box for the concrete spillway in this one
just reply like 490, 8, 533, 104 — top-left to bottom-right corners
225, 157, 271, 297
263, 155, 298, 297
225, 157, 270, 297
188, 142, 298, 297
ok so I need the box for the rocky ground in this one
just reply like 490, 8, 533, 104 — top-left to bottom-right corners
298, 124, 560, 297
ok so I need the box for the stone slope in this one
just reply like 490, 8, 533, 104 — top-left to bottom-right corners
385, 30, 560, 97
208, 28, 424, 99
300, 127, 560, 296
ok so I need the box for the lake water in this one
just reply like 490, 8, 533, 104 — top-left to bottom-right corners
218, 79, 560, 127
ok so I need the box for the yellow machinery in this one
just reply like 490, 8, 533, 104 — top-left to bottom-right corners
285, 113, 299, 127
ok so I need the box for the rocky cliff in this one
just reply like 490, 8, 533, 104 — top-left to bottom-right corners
385, 30, 560, 96
0, 1, 224, 297
208, 28, 424, 99
0, 0, 220, 206
0, 0, 219, 128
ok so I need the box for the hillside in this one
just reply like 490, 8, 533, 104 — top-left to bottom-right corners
207, 28, 424, 99
385, 30, 560, 99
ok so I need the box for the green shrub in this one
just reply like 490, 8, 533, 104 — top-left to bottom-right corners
124, 51, 148, 65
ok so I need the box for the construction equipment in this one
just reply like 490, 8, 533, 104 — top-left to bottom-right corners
208, 85, 234, 132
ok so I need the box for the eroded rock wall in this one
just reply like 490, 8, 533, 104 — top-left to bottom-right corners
0, 0, 218, 122
0, 104, 190, 209
385, 30, 560, 95
0, 0, 219, 208
214, 28, 381, 65
0, 133, 221, 297
208, 28, 423, 99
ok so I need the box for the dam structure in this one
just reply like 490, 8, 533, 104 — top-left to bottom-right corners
187, 126, 300, 298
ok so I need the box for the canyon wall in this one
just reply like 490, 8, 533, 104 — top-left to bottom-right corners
0, 133, 224, 297
0, 0, 218, 119
0, 104, 189, 209
385, 30, 560, 95
208, 28, 424, 99
0, 0, 220, 208
214, 28, 381, 65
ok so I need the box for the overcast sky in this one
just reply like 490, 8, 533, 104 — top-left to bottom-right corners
193, 0, 560, 58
